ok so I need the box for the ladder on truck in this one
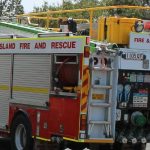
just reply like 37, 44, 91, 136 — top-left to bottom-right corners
87, 43, 118, 141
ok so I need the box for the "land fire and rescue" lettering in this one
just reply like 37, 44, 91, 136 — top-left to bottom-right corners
0, 43, 15, 49
51, 41, 76, 49
0, 41, 77, 51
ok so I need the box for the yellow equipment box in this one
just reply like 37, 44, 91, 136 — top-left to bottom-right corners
98, 17, 106, 41
98, 17, 141, 45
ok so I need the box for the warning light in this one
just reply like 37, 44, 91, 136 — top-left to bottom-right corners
86, 36, 90, 45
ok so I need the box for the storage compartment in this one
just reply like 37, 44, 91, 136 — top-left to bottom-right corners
106, 17, 140, 44
97, 17, 106, 41
116, 69, 150, 143
97, 17, 141, 44
52, 54, 79, 95
117, 69, 150, 108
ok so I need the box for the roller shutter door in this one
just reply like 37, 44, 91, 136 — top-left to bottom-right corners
0, 55, 11, 128
12, 55, 51, 107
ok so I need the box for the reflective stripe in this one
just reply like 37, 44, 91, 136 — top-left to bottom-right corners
0, 85, 9, 91
63, 137, 114, 143
81, 66, 89, 113
84, 139, 114, 143
0, 85, 49, 94
32, 136, 114, 143
63, 137, 84, 143
13, 86, 49, 94
80, 65, 89, 133
32, 136, 51, 142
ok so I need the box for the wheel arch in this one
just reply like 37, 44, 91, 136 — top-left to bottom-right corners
10, 109, 34, 150
10, 109, 32, 131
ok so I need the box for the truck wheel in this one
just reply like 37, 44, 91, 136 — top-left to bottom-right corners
10, 114, 33, 150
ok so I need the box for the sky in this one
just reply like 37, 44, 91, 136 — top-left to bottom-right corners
21, 0, 62, 13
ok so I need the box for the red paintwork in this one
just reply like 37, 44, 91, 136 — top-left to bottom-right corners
6, 55, 84, 141
47, 97, 80, 139
144, 22, 150, 30
8, 96, 80, 140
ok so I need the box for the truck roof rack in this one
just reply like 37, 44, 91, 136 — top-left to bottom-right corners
38, 32, 73, 38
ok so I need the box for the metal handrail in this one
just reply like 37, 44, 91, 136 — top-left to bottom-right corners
17, 5, 150, 36
18, 5, 150, 16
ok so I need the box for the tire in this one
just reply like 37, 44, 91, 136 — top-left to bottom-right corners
10, 114, 33, 150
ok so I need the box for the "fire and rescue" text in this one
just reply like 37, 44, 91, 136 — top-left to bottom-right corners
0, 41, 77, 50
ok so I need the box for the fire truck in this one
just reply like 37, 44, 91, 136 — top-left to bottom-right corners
0, 32, 91, 150
0, 5, 150, 150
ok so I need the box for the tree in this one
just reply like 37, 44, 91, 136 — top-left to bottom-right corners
112, 0, 150, 19
32, 0, 150, 28
0, 0, 24, 21
33, 1, 49, 12
113, 0, 149, 5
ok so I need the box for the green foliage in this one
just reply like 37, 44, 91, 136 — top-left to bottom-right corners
32, 0, 150, 27
112, 0, 150, 19
0, 0, 24, 20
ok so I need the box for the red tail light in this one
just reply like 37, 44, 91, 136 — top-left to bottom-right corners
80, 114, 87, 130
84, 46, 90, 58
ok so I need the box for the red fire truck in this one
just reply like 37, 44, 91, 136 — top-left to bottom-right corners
0, 14, 150, 150
0, 33, 91, 149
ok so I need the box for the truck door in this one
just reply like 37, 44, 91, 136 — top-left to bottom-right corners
12, 54, 51, 107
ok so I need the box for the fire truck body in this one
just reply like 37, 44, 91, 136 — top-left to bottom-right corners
0, 15, 150, 149
0, 34, 91, 149
88, 32, 150, 145
0, 32, 150, 149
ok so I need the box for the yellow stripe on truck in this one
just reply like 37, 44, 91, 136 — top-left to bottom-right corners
84, 139, 114, 143
0, 85, 49, 94
63, 137, 114, 143
0, 85, 9, 90
13, 86, 49, 94
32, 136, 51, 142
63, 137, 84, 143
33, 136, 114, 144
